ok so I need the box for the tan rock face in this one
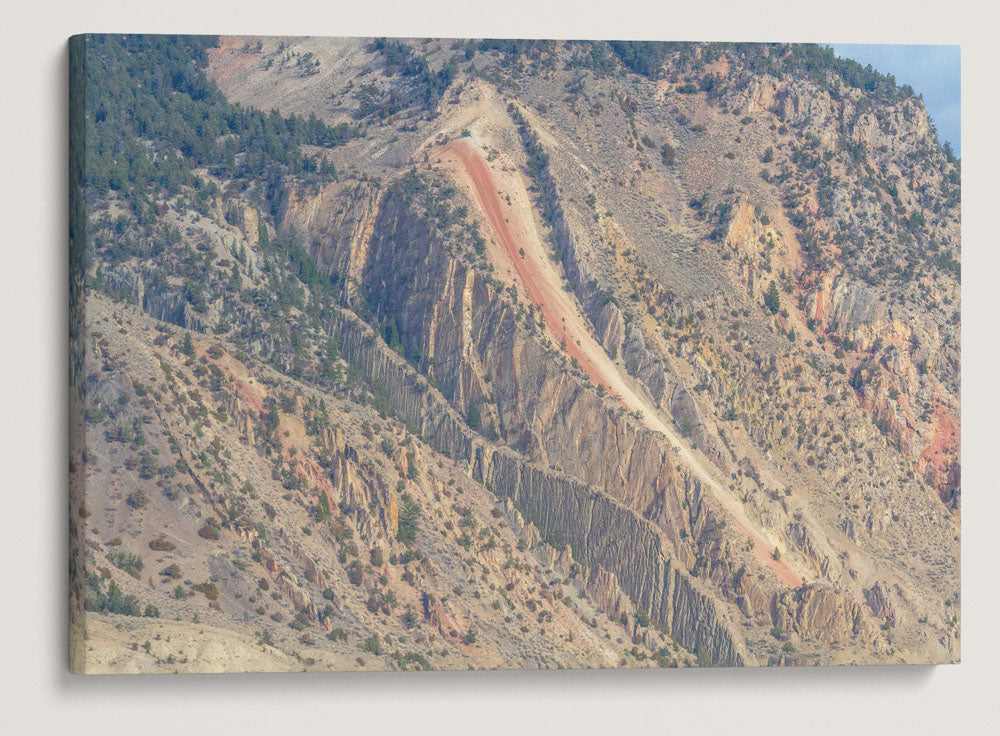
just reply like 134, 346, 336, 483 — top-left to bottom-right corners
865, 581, 897, 628
772, 585, 870, 644
300, 192, 895, 664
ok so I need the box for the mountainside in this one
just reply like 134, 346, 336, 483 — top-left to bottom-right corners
70, 35, 960, 672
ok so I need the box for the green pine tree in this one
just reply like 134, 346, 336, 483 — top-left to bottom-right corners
764, 280, 781, 315
316, 492, 331, 523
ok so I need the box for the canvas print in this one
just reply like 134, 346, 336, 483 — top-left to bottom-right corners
68, 35, 960, 673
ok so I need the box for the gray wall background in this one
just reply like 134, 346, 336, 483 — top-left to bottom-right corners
1, 1, 990, 733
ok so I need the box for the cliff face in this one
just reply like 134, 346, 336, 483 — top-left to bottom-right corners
278, 171, 904, 665
281, 180, 384, 294
751, 75, 960, 504
479, 449, 751, 666
283, 181, 748, 662
323, 300, 749, 665
72, 292, 662, 673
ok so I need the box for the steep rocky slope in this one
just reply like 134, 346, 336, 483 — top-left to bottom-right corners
70, 36, 960, 671
72, 294, 668, 672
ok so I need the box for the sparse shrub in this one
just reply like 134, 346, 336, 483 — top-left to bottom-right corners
362, 634, 384, 655
396, 493, 420, 547
193, 581, 219, 601
347, 561, 365, 586
402, 605, 418, 629
315, 492, 332, 523
661, 142, 676, 166
764, 280, 781, 314
198, 518, 221, 540
466, 402, 481, 431
395, 651, 431, 670
107, 549, 143, 578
